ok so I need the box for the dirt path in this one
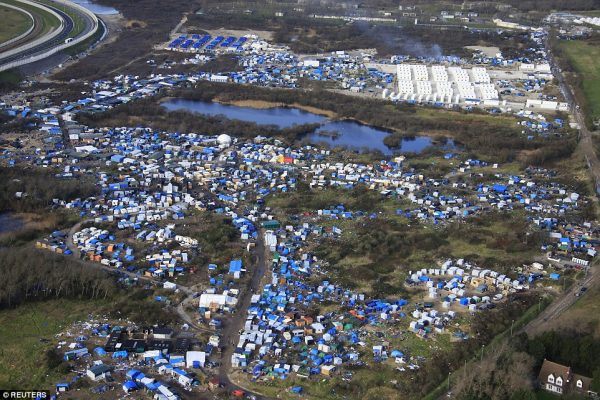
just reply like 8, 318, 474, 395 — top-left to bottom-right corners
66, 220, 226, 339
174, 288, 216, 333
170, 13, 188, 37
217, 230, 269, 399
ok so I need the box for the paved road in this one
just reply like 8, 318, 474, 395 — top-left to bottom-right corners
174, 289, 216, 334
0, 3, 38, 53
523, 264, 596, 336
0, 0, 62, 60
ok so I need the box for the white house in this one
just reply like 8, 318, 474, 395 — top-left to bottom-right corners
87, 364, 112, 381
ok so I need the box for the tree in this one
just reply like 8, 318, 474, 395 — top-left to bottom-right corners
510, 389, 537, 400
526, 340, 546, 365
592, 368, 600, 393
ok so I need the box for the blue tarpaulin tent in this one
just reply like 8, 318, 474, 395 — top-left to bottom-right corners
123, 380, 137, 392
493, 184, 507, 193
94, 347, 107, 356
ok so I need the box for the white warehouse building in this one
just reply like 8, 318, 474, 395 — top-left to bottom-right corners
393, 64, 497, 105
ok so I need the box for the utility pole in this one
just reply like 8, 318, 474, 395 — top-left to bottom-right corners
480, 344, 485, 363
510, 319, 514, 337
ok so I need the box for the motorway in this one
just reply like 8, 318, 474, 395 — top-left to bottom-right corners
24, 28, 596, 400
0, 6, 73, 64
523, 265, 596, 337
0, 0, 98, 72
427, 35, 600, 400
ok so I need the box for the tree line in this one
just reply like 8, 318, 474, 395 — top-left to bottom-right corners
0, 167, 97, 213
0, 247, 117, 308
488, 0, 600, 12
0, 246, 177, 325
525, 330, 600, 379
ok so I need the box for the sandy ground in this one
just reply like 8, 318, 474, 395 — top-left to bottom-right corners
209, 28, 273, 41
0, 129, 46, 150
222, 99, 338, 118
487, 69, 528, 80
365, 62, 397, 74
173, 28, 274, 42
465, 45, 501, 58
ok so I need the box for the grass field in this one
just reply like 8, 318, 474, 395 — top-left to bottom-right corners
578, 10, 600, 17
535, 390, 561, 400
0, 299, 102, 390
557, 39, 600, 124
3, 0, 62, 38
0, 5, 33, 43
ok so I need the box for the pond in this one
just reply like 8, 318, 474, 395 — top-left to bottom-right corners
162, 99, 455, 155
163, 99, 327, 128
71, 0, 118, 15
309, 121, 451, 155
0, 213, 24, 235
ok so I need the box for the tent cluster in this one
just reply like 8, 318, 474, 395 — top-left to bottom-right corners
232, 224, 428, 378
73, 227, 135, 267
28, 125, 596, 287
537, 219, 598, 266
301, 157, 585, 225
54, 320, 217, 400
